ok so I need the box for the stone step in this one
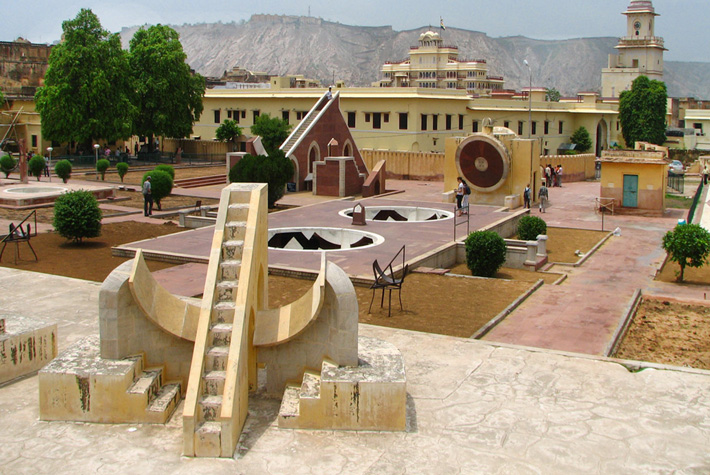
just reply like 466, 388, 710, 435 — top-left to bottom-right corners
299, 371, 321, 400
146, 382, 181, 414
225, 221, 247, 240
216, 280, 238, 303
210, 323, 232, 347
194, 421, 222, 458
127, 368, 162, 401
227, 203, 250, 222
278, 384, 301, 419
123, 354, 145, 375
205, 346, 230, 371
212, 301, 235, 324
219, 259, 242, 281
203, 370, 226, 395
199, 395, 223, 421
221, 240, 244, 261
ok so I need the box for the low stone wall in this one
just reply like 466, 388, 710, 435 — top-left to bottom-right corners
361, 149, 445, 181
0, 314, 57, 384
539, 153, 597, 183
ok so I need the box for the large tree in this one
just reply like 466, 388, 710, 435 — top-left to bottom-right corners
35, 9, 135, 149
129, 25, 205, 150
251, 113, 291, 155
570, 126, 592, 153
619, 75, 668, 147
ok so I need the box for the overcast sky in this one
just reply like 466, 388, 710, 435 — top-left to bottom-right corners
4, 0, 709, 62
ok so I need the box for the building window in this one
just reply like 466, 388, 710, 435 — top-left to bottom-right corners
518, 121, 524, 136
432, 114, 438, 131
383, 113, 389, 123
214, 110, 221, 124
472, 121, 479, 133
459, 114, 464, 130
253, 110, 260, 123
282, 110, 290, 122
296, 111, 307, 120
365, 113, 371, 123
531, 121, 537, 135
348, 112, 356, 128
544, 121, 550, 135
504, 121, 510, 129
399, 113, 408, 130
233, 111, 240, 124
227, 110, 232, 119
241, 110, 246, 119
373, 112, 382, 129
559, 121, 564, 134
421, 114, 428, 131
445, 114, 452, 131
31, 135, 38, 147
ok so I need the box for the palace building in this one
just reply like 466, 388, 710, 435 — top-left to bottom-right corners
378, 30, 504, 96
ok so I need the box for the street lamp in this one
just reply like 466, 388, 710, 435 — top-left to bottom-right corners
93, 143, 100, 180
46, 147, 53, 183
524, 59, 532, 139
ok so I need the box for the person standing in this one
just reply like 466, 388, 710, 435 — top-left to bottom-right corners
523, 184, 531, 209
538, 181, 549, 213
455, 176, 465, 216
143, 176, 153, 217
461, 179, 470, 215
704, 163, 709, 185
556, 164, 563, 187
545, 164, 552, 187
43, 153, 50, 177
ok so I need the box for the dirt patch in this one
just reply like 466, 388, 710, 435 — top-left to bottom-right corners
0, 221, 182, 282
82, 165, 226, 186
448, 264, 562, 285
656, 256, 710, 285
269, 273, 534, 338
105, 190, 220, 213
544, 227, 609, 264
614, 299, 710, 370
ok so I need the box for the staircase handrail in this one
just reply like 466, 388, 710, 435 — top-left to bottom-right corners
280, 90, 340, 157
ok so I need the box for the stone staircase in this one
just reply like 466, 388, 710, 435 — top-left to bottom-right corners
174, 175, 227, 188
184, 183, 266, 458
39, 336, 181, 424
281, 91, 333, 156
277, 336, 407, 431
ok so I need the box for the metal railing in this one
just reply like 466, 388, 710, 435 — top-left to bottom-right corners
667, 172, 684, 194
687, 180, 704, 224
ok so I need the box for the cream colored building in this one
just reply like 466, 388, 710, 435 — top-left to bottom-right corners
195, 85, 621, 156
378, 31, 504, 96
601, 0, 665, 98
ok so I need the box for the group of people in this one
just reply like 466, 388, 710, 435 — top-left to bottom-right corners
455, 176, 470, 216
544, 164, 563, 188
523, 181, 550, 213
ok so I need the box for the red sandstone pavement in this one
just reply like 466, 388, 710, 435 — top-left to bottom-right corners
481, 180, 705, 355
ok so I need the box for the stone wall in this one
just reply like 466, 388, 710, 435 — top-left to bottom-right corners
361, 149, 445, 181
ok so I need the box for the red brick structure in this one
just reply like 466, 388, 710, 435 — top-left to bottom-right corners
281, 91, 368, 195
362, 160, 386, 197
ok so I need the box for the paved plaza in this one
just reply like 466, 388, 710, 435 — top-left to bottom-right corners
1, 177, 710, 472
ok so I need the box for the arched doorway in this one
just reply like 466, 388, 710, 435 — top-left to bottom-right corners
308, 142, 320, 173
343, 140, 353, 157
596, 120, 608, 157
289, 156, 299, 191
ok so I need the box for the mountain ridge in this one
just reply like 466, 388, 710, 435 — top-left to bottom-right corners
119, 15, 710, 98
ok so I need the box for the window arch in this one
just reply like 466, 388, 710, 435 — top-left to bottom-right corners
342, 139, 354, 157
307, 142, 321, 173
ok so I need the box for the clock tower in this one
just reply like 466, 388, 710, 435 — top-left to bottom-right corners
601, 1, 666, 98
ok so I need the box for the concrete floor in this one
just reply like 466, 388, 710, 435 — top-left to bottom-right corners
1, 266, 709, 473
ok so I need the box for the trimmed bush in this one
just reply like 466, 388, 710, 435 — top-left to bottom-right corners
517, 215, 547, 241
96, 158, 110, 180
465, 230, 507, 277
116, 162, 129, 182
53, 190, 102, 243
28, 155, 46, 181
229, 150, 294, 207
154, 164, 175, 179
0, 154, 16, 178
141, 170, 173, 210
55, 159, 72, 183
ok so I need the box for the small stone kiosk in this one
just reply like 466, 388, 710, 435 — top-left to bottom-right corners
599, 149, 668, 215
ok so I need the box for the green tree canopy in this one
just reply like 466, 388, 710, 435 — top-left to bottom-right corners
129, 24, 205, 150
619, 75, 668, 147
229, 149, 294, 207
570, 126, 593, 153
662, 223, 710, 282
250, 113, 291, 155
216, 119, 243, 151
545, 88, 561, 102
35, 9, 135, 149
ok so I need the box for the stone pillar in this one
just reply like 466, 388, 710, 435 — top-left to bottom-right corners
525, 242, 537, 265
536, 234, 548, 257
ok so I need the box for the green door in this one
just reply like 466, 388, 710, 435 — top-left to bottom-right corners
623, 174, 638, 207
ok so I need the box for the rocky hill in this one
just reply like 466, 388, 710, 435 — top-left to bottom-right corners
120, 14, 710, 98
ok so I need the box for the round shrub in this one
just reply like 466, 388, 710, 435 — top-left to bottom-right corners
29, 155, 46, 181
465, 230, 507, 277
229, 150, 294, 207
55, 159, 72, 183
116, 162, 129, 182
517, 215, 547, 241
96, 158, 110, 180
142, 170, 173, 210
53, 190, 102, 243
154, 164, 175, 179
1, 154, 16, 178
